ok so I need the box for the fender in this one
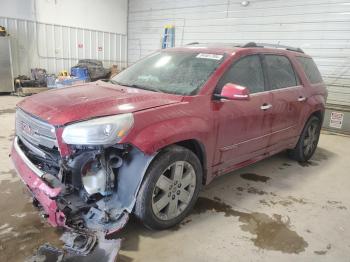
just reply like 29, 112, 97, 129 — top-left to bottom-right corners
110, 117, 210, 216
114, 146, 157, 213
126, 116, 211, 156
81, 146, 157, 233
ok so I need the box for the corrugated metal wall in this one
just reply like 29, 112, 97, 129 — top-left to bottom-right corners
128, 0, 350, 107
0, 16, 127, 77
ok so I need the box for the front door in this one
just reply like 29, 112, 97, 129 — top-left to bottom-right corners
213, 54, 273, 173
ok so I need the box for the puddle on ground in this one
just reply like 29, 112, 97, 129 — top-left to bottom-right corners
240, 173, 270, 183
0, 108, 16, 115
298, 148, 333, 167
0, 180, 63, 261
314, 250, 327, 255
298, 161, 319, 167
117, 253, 134, 261
0, 169, 20, 184
236, 186, 244, 192
314, 244, 331, 255
260, 199, 293, 207
236, 186, 268, 195
312, 149, 329, 161
327, 200, 340, 204
288, 196, 308, 204
279, 162, 293, 170
247, 187, 268, 195
323, 200, 347, 210
259, 196, 308, 207
213, 196, 221, 202
193, 197, 308, 254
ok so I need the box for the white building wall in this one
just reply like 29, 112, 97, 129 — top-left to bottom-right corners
128, 0, 350, 106
0, 0, 128, 76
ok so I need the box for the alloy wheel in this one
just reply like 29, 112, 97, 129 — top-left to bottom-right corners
303, 121, 319, 156
151, 161, 196, 220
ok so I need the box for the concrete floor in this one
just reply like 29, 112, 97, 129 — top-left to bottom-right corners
0, 95, 350, 262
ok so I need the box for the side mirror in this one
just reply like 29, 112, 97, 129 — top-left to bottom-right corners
215, 83, 250, 101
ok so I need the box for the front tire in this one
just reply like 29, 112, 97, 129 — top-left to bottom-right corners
289, 116, 321, 162
134, 145, 202, 230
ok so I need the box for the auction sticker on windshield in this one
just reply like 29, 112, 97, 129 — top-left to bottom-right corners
196, 53, 223, 60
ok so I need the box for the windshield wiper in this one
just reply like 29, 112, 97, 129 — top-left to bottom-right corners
116, 83, 165, 93
108, 79, 123, 85
108, 79, 165, 93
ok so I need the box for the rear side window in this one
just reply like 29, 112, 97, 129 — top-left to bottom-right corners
297, 57, 323, 84
216, 55, 264, 94
264, 55, 298, 90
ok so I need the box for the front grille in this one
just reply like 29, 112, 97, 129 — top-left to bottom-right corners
15, 108, 58, 149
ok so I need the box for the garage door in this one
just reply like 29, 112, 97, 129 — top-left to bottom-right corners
128, 0, 350, 107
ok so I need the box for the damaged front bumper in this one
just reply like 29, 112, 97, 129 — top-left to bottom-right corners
11, 136, 155, 235
11, 136, 66, 227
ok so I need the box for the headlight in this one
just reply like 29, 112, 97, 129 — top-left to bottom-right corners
62, 113, 134, 145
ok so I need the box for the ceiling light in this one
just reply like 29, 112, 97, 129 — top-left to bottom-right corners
241, 1, 250, 7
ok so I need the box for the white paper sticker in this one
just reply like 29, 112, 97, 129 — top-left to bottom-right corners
329, 111, 344, 129
196, 53, 223, 60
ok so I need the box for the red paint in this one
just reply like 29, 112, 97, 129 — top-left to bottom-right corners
220, 83, 250, 100
17, 82, 183, 125
55, 127, 71, 157
11, 144, 66, 227
15, 45, 327, 188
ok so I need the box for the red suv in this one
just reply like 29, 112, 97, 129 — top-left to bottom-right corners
11, 42, 327, 233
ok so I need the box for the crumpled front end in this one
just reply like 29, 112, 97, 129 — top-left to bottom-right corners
11, 108, 155, 235
11, 137, 66, 227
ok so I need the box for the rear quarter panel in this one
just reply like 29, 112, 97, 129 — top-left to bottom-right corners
290, 53, 328, 134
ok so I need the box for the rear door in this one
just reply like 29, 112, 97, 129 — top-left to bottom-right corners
213, 54, 273, 173
262, 54, 306, 150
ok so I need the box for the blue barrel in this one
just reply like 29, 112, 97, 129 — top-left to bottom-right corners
71, 67, 89, 79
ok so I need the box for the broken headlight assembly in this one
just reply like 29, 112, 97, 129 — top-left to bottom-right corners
62, 113, 134, 145
62, 113, 133, 199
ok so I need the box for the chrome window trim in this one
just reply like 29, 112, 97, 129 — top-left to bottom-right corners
250, 85, 303, 97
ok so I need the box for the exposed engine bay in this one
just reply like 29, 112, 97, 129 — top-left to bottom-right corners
17, 136, 154, 234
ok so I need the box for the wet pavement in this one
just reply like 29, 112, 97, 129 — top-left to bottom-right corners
1, 95, 350, 261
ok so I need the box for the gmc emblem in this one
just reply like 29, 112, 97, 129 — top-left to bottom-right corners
20, 121, 34, 136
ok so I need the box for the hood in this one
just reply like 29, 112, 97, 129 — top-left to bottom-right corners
18, 81, 183, 126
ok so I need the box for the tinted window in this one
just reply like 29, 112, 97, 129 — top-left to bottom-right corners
265, 55, 297, 89
297, 57, 323, 84
217, 55, 264, 94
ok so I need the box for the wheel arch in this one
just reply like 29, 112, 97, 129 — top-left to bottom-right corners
131, 138, 208, 216
304, 94, 326, 125
310, 109, 324, 124
174, 139, 207, 185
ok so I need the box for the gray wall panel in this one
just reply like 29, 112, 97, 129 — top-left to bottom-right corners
0, 16, 128, 77
128, 0, 350, 106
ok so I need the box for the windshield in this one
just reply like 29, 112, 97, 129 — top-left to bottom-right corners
112, 51, 224, 95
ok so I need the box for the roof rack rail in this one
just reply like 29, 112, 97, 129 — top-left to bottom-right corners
241, 42, 304, 53
186, 42, 200, 45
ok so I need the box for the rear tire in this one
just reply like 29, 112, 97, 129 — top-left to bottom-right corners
289, 116, 321, 162
134, 145, 202, 230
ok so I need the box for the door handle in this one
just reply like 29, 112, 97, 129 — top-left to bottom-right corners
260, 103, 272, 110
297, 96, 307, 102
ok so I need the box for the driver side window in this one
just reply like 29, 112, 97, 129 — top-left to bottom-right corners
216, 55, 265, 94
